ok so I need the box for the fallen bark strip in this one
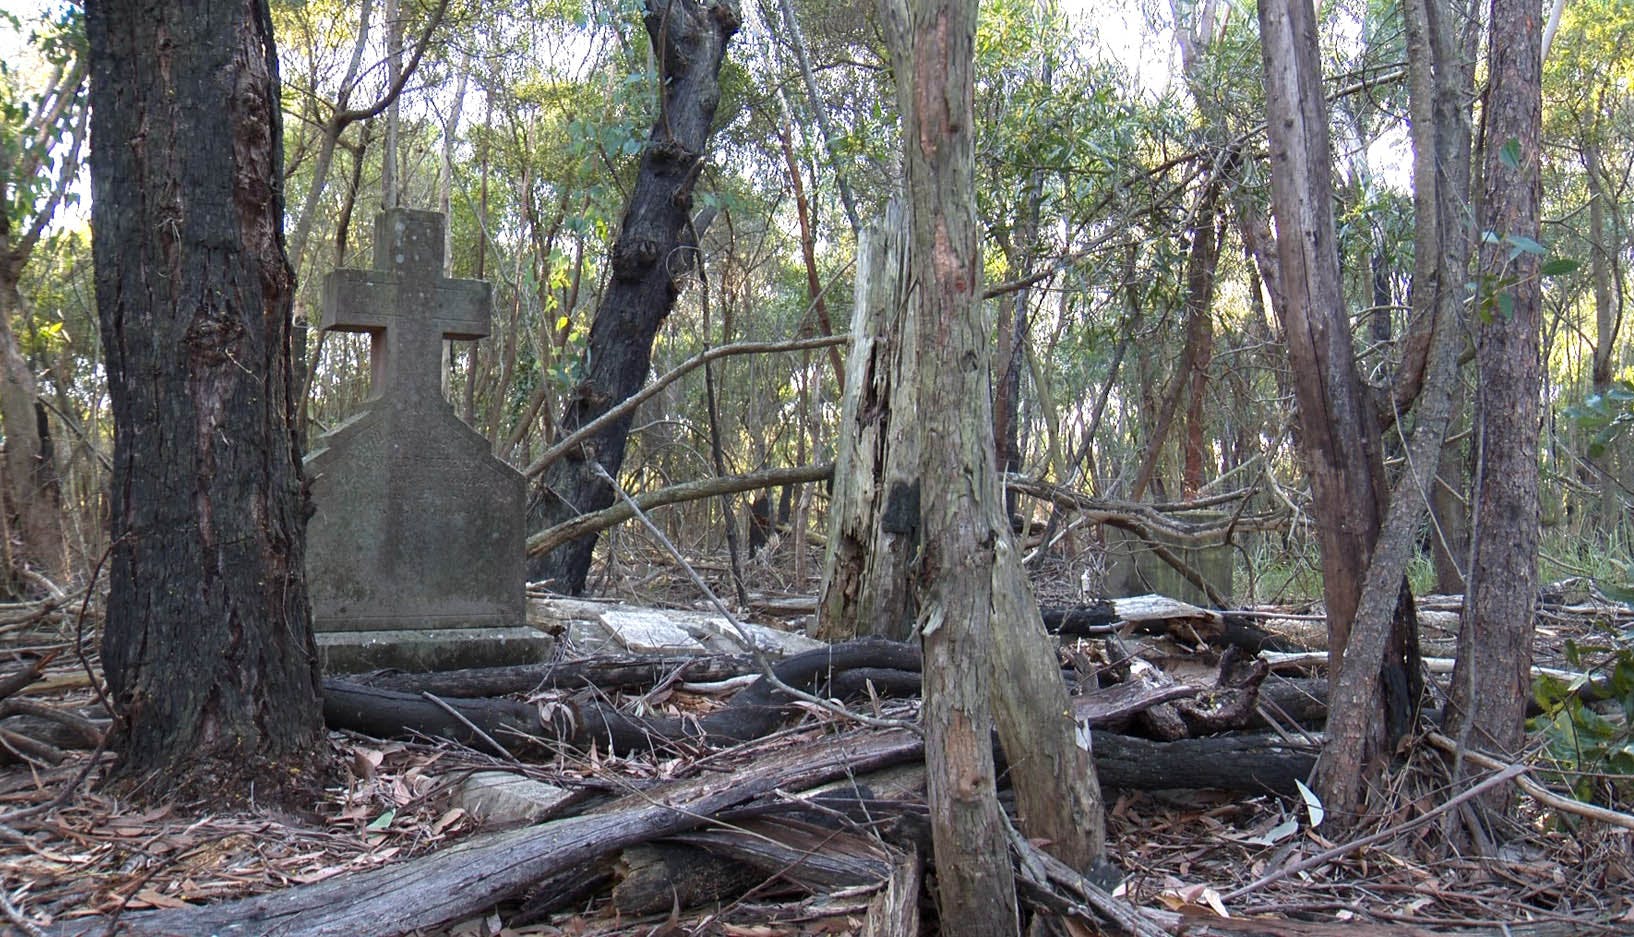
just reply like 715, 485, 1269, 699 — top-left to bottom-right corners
47, 728, 926, 937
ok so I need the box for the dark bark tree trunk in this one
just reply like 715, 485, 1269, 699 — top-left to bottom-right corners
526, 0, 739, 593
1447, 0, 1543, 810
86, 0, 327, 804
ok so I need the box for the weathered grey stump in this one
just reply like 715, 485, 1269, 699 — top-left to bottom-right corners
305, 209, 548, 672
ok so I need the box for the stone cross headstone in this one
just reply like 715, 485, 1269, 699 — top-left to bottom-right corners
305, 210, 546, 672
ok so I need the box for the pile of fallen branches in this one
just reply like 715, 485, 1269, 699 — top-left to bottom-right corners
4, 589, 1633, 936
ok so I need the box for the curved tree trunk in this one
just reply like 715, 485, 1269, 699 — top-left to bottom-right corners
87, 0, 327, 804
527, 0, 739, 593
1257, 0, 1426, 821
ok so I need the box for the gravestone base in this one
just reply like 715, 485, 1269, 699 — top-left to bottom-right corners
317, 625, 553, 674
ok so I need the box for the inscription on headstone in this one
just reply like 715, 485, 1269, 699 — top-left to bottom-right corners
305, 210, 544, 671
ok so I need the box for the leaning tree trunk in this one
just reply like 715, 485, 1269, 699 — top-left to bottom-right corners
1258, 0, 1424, 821
527, 0, 739, 593
86, 0, 327, 804
1447, 0, 1543, 814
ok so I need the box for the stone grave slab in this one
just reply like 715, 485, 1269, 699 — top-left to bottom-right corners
458, 771, 574, 827
529, 595, 825, 657
306, 210, 549, 672
1102, 517, 1234, 608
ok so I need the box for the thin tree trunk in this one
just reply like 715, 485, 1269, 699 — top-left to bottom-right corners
774, 113, 844, 387
0, 278, 67, 587
772, 0, 861, 235
1584, 135, 1623, 522
1447, 0, 1543, 813
0, 56, 85, 589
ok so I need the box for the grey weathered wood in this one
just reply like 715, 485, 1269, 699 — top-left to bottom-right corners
47, 728, 924, 937
817, 204, 918, 643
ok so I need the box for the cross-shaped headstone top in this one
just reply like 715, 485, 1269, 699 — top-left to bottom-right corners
321, 210, 492, 405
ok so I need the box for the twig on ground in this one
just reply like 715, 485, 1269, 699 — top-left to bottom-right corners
0, 884, 45, 937
418, 692, 522, 762
1221, 760, 1528, 902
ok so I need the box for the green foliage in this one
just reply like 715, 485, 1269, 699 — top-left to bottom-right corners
1562, 380, 1634, 461
1531, 630, 1634, 807
0, 3, 85, 231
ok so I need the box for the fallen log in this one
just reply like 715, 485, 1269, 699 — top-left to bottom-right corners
47, 728, 927, 937
611, 842, 765, 915
323, 636, 923, 756
1090, 731, 1316, 796
346, 654, 756, 698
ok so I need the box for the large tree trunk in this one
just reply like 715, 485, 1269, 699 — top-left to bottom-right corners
1447, 0, 1543, 813
527, 0, 739, 593
86, 0, 327, 804
877, 0, 1105, 928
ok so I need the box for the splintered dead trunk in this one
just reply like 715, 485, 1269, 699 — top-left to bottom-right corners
526, 0, 738, 594
87, 0, 327, 801
817, 204, 919, 642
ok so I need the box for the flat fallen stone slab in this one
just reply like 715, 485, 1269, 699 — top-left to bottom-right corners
600, 609, 709, 654
530, 596, 824, 657
458, 771, 575, 827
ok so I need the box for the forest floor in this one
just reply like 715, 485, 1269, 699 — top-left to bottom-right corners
2, 547, 1632, 936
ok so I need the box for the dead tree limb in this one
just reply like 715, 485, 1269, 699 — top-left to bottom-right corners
47, 728, 926, 937
525, 462, 834, 557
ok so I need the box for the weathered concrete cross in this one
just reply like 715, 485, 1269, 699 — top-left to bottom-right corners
321, 209, 491, 406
